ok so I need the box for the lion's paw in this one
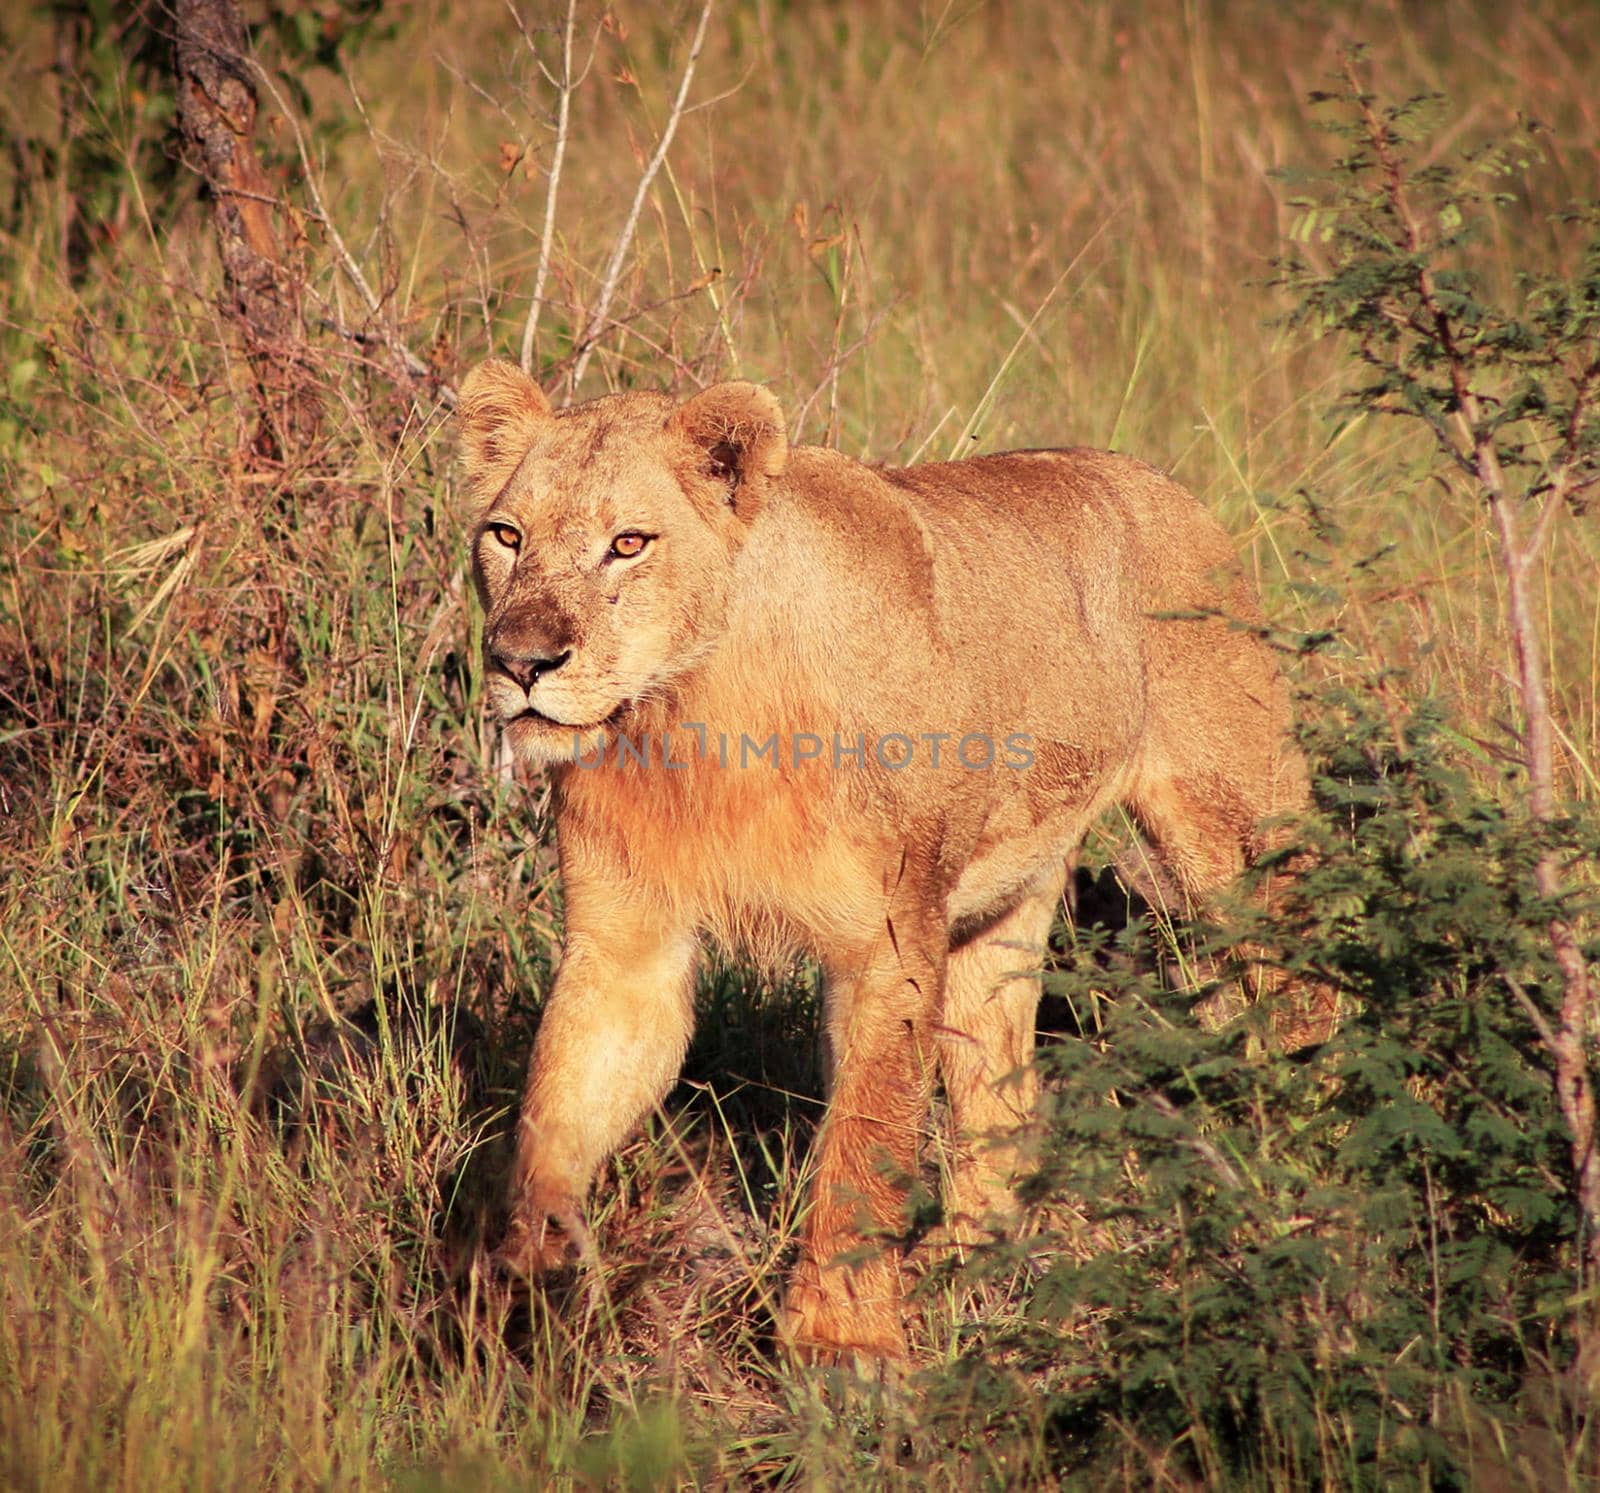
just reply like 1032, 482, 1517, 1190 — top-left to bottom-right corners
493, 1198, 590, 1280
782, 1261, 907, 1369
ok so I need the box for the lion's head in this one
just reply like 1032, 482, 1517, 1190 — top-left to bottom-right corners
458, 361, 788, 764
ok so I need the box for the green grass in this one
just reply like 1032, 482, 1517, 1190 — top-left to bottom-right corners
1, 0, 1597, 1485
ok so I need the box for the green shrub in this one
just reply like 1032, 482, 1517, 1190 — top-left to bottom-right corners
920, 694, 1596, 1485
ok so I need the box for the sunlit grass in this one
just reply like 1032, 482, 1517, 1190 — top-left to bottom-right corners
1, 0, 1597, 1485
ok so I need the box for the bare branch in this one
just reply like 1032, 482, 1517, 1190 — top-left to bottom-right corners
539, 279, 723, 383
1505, 974, 1562, 1059
247, 56, 440, 395
520, 0, 578, 374
1523, 483, 1569, 569
1520, 354, 1600, 567
1146, 1093, 1245, 1191
567, 0, 715, 396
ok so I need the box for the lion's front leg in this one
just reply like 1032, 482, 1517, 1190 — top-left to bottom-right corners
499, 875, 699, 1275
786, 907, 945, 1364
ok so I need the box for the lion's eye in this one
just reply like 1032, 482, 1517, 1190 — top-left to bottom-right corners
486, 522, 521, 551
609, 532, 651, 560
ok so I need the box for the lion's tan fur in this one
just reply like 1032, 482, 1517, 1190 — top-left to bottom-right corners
460, 359, 1307, 1361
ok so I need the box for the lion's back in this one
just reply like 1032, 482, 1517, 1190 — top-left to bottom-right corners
878, 445, 1244, 670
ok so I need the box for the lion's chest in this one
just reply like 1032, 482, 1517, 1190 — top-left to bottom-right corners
559, 755, 883, 954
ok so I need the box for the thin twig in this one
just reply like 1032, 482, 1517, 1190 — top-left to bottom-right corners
312, 303, 457, 411
1524, 481, 1570, 569
528, 295, 718, 389
944, 209, 1120, 459
246, 55, 440, 394
1146, 1093, 1245, 1191
1505, 973, 1562, 1059
520, 0, 578, 374
787, 302, 898, 440
567, 0, 715, 396
1522, 359, 1600, 565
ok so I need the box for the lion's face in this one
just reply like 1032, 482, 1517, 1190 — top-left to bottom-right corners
458, 364, 788, 764
472, 423, 736, 759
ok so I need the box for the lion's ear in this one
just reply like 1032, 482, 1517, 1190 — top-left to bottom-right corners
458, 359, 551, 503
668, 382, 788, 520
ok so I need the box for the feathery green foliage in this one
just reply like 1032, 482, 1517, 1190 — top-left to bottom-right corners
927, 694, 1596, 1484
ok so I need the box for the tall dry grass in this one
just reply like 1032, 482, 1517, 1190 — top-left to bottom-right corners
0, 0, 1597, 1485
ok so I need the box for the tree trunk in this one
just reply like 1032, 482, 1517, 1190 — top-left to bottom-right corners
174, 0, 319, 463
1488, 485, 1600, 1289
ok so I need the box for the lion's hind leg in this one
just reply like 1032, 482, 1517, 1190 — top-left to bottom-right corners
1127, 647, 1335, 1044
936, 875, 1064, 1241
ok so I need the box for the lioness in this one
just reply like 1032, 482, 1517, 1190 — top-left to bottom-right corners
460, 359, 1306, 1362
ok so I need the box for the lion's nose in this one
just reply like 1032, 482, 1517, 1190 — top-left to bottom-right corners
490, 645, 571, 691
